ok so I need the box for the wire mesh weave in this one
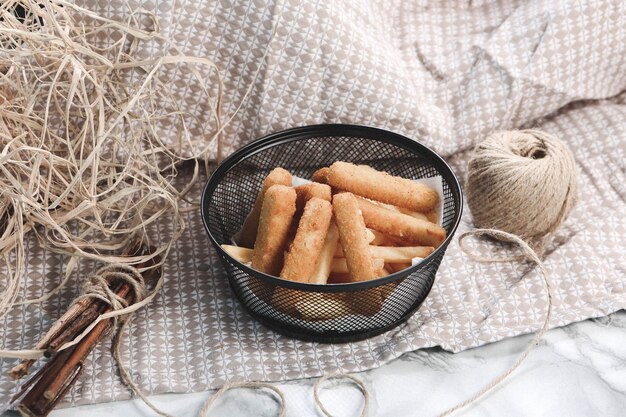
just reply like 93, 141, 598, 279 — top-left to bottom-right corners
201, 124, 463, 342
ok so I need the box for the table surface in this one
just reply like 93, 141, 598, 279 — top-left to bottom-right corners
3, 311, 625, 417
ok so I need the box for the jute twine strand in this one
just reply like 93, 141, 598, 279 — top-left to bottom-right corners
77, 264, 147, 330
313, 373, 370, 417
436, 229, 553, 417
198, 382, 286, 417
75, 264, 175, 417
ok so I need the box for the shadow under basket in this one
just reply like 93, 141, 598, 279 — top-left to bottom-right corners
200, 124, 463, 343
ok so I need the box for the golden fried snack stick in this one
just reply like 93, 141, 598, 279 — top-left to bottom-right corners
330, 257, 384, 275
327, 162, 438, 213
356, 196, 446, 247
372, 200, 442, 225
332, 193, 377, 282
425, 210, 439, 224
368, 246, 435, 263
310, 221, 340, 285
294, 182, 332, 215
312, 167, 330, 184
336, 243, 433, 264
381, 203, 440, 225
251, 185, 297, 276
280, 198, 333, 283
379, 202, 429, 222
239, 167, 292, 248
221, 245, 253, 263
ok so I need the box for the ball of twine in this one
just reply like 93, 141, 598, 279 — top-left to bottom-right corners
466, 129, 578, 253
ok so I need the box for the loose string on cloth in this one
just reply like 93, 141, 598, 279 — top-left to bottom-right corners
314, 373, 370, 417
196, 372, 369, 417
435, 228, 553, 417
199, 382, 286, 417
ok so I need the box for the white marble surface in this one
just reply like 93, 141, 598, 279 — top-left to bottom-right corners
4, 311, 625, 417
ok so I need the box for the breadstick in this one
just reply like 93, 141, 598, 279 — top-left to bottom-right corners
239, 168, 292, 247
381, 203, 439, 224
295, 182, 332, 215
312, 167, 330, 184
356, 196, 446, 247
370, 198, 440, 224
327, 162, 438, 212
280, 198, 333, 282
221, 245, 253, 263
332, 192, 377, 282
330, 258, 384, 274
334, 243, 433, 261
425, 210, 438, 224
310, 221, 339, 284
333, 230, 375, 256
251, 185, 297, 275
372, 200, 430, 223
368, 246, 435, 263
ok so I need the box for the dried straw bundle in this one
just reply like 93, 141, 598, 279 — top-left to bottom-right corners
0, 0, 223, 319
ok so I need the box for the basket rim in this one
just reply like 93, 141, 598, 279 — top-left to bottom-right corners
200, 123, 463, 292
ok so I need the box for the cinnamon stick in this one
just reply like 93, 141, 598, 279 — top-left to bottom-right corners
16, 348, 77, 416
44, 280, 125, 356
9, 297, 93, 379
14, 240, 160, 417
10, 240, 144, 378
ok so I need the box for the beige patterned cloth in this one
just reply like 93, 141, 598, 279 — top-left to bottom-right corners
1, 0, 625, 408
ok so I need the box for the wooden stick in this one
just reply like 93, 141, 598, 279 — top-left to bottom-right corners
14, 240, 159, 417
16, 348, 76, 416
44, 280, 125, 355
9, 297, 93, 379
10, 241, 143, 378
17, 266, 159, 416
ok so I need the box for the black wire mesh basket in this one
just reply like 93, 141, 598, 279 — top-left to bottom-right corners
201, 124, 463, 343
